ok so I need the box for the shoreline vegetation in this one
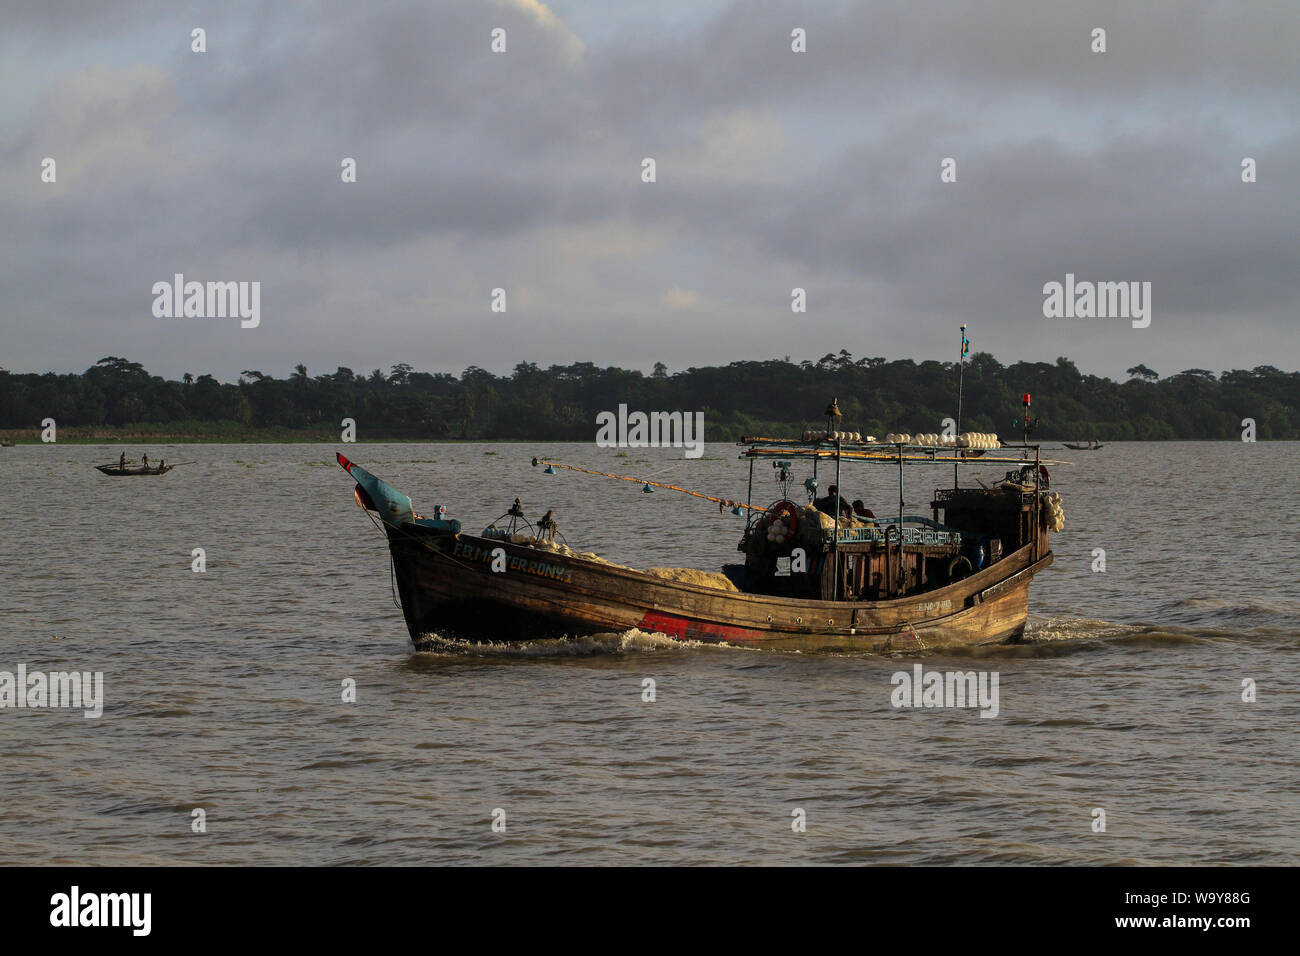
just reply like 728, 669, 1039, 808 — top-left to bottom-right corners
1, 354, 1296, 443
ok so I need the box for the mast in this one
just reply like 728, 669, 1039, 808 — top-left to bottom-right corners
894, 443, 905, 597
832, 438, 842, 599
955, 323, 967, 488
825, 399, 843, 600
1034, 443, 1041, 561
745, 456, 755, 532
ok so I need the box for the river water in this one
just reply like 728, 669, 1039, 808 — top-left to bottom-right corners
0, 441, 1296, 864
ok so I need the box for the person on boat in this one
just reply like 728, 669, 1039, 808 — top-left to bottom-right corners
814, 485, 851, 520
158, 458, 166, 471
119, 451, 127, 470
852, 500, 877, 522
141, 453, 150, 469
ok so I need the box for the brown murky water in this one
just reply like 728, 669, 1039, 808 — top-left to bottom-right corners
1, 441, 1296, 864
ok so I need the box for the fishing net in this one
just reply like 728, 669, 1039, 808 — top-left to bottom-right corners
644, 568, 740, 591
1041, 491, 1065, 532
508, 534, 614, 564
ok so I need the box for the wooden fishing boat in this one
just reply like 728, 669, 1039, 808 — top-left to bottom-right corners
1063, 441, 1103, 450
95, 463, 172, 476
338, 431, 1063, 652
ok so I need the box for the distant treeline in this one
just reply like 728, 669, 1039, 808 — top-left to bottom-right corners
0, 354, 1295, 441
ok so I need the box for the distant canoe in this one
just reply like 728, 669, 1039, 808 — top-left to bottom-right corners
1063, 441, 1104, 450
95, 464, 172, 476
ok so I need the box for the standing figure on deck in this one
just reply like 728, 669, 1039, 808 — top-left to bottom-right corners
119, 451, 127, 470
852, 500, 877, 525
814, 484, 851, 520
141, 453, 149, 470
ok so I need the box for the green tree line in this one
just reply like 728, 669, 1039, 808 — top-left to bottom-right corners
0, 353, 1295, 440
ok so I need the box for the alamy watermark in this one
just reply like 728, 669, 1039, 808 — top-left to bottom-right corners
50, 886, 150, 936
890, 663, 999, 718
595, 404, 704, 458
1, 665, 104, 718
1043, 273, 1150, 328
152, 274, 260, 328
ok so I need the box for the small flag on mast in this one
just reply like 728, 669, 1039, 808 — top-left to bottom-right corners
960, 324, 969, 357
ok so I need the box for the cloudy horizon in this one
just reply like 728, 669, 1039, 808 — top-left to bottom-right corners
3, 0, 1297, 385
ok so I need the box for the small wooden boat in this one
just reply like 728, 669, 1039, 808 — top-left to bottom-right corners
338, 431, 1063, 652
1063, 441, 1103, 450
95, 463, 172, 476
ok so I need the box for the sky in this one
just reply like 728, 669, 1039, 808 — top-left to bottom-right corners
2, 0, 1297, 384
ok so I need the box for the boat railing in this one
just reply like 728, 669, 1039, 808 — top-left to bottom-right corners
824, 516, 962, 547
932, 485, 1039, 503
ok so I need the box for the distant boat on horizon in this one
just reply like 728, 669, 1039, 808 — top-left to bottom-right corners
95, 462, 172, 476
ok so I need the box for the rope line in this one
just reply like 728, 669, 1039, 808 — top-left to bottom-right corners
533, 459, 765, 512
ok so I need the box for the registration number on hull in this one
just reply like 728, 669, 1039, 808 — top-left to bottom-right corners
451, 540, 575, 584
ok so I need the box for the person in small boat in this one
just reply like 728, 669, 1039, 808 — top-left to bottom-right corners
158, 458, 166, 471
119, 451, 127, 470
141, 453, 150, 469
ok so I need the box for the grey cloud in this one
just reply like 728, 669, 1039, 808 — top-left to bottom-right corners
1, 0, 1296, 383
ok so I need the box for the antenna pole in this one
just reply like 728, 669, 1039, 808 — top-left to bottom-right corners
955, 324, 967, 488
832, 441, 842, 600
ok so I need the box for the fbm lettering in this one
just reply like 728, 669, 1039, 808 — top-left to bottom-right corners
453, 541, 573, 584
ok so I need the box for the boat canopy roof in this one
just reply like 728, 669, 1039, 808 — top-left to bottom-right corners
737, 437, 1064, 466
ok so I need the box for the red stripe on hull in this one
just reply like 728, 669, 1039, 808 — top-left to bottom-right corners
636, 611, 762, 644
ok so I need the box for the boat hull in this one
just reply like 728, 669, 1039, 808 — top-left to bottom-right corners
96, 464, 171, 476
383, 524, 1051, 653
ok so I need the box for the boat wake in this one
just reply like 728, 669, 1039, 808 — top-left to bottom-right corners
1024, 616, 1216, 647
1024, 617, 1195, 645
1013, 614, 1292, 654
411, 618, 1252, 660
1156, 595, 1300, 632
411, 627, 729, 658
408, 610, 1293, 660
